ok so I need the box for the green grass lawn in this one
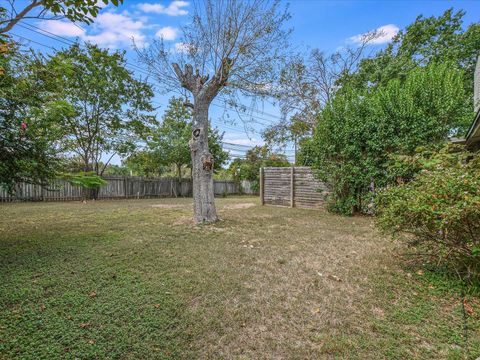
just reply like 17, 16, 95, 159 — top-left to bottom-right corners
1, 197, 479, 359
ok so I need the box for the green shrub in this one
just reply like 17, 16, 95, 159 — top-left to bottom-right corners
228, 146, 290, 191
60, 172, 107, 189
376, 144, 480, 283
303, 62, 472, 215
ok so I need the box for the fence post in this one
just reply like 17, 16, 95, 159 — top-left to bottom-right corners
260, 167, 264, 205
290, 166, 294, 208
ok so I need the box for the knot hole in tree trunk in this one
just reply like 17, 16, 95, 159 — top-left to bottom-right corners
201, 153, 214, 172
189, 127, 202, 153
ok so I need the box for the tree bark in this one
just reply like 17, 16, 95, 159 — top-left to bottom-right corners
190, 100, 218, 223
82, 156, 95, 201
177, 163, 182, 181
172, 62, 229, 223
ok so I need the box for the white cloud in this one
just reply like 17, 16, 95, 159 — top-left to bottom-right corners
138, 1, 189, 16
40, 11, 148, 49
349, 24, 399, 45
82, 11, 147, 48
39, 20, 85, 37
155, 26, 178, 41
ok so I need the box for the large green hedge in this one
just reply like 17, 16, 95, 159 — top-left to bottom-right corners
302, 62, 471, 215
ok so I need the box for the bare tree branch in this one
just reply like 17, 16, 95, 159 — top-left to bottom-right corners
0, 0, 42, 34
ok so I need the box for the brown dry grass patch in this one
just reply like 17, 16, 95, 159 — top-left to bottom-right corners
1, 196, 479, 359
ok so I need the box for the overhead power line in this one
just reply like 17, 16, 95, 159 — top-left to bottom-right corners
12, 25, 296, 160
16, 21, 285, 128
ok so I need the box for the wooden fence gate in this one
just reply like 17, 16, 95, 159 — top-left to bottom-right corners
260, 166, 328, 209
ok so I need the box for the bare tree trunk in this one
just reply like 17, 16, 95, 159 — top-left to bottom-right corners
170, 63, 226, 223
177, 164, 182, 181
82, 156, 91, 201
190, 101, 217, 223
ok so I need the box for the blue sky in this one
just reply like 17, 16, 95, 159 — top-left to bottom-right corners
11, 0, 480, 164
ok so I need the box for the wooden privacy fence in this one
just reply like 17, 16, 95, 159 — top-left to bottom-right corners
260, 166, 329, 209
0, 177, 255, 202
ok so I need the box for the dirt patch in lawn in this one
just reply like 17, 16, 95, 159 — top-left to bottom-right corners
222, 202, 256, 210
151, 203, 190, 209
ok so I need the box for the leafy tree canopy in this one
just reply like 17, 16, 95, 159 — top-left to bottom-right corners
59, 171, 107, 189
48, 43, 156, 175
342, 8, 480, 94
145, 97, 229, 179
0, 43, 71, 192
122, 151, 167, 177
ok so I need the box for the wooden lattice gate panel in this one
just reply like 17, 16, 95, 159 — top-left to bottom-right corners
260, 166, 328, 209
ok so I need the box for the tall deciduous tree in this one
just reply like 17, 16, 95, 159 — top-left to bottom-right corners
146, 97, 228, 180
49, 43, 156, 176
137, 0, 291, 223
152, 97, 192, 180
277, 33, 380, 123
266, 32, 381, 150
262, 113, 312, 165
123, 151, 167, 177
0, 43, 70, 191
343, 9, 480, 94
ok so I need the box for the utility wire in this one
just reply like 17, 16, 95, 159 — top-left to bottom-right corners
12, 26, 295, 159
17, 21, 284, 127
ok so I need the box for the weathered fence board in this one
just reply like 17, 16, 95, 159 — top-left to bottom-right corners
0, 177, 255, 202
260, 166, 328, 209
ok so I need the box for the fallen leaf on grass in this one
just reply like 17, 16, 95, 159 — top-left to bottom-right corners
154, 304, 161, 309
79, 323, 91, 329
464, 299, 475, 316
327, 274, 342, 282
89, 291, 97, 298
